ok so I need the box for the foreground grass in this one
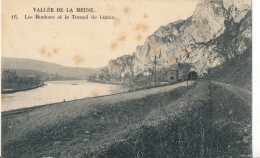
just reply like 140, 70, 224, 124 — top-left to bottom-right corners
2, 80, 251, 158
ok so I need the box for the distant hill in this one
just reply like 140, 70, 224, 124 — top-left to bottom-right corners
1, 57, 102, 79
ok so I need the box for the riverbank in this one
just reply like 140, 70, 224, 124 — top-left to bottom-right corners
1, 81, 187, 114
1, 80, 128, 112
1, 82, 45, 94
1, 80, 251, 158
88, 79, 172, 91
87, 79, 122, 85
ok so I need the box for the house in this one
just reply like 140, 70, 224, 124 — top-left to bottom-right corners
143, 68, 150, 76
167, 69, 178, 84
19, 75, 41, 84
1, 69, 18, 83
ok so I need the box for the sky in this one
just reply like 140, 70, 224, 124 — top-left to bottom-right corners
2, 0, 200, 68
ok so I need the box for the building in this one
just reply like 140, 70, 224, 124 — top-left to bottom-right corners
2, 69, 18, 83
19, 75, 41, 84
167, 69, 178, 84
143, 68, 150, 76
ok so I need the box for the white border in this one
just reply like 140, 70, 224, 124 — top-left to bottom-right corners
0, 0, 259, 157
252, 0, 260, 157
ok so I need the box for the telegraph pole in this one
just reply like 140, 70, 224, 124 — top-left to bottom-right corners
149, 68, 152, 87
129, 75, 131, 91
148, 56, 157, 88
154, 56, 157, 87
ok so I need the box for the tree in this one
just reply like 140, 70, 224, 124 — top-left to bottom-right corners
99, 74, 105, 80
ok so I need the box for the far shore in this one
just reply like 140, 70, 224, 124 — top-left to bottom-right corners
1, 82, 45, 94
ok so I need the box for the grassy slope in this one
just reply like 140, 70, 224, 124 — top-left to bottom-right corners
1, 81, 251, 158
206, 47, 252, 91
85, 81, 251, 158
1, 84, 193, 158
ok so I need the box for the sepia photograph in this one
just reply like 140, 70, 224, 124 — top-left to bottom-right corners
1, 0, 253, 157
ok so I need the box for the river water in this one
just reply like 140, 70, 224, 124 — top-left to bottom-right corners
1, 80, 127, 112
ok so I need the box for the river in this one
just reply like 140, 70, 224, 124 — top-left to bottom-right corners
1, 80, 127, 112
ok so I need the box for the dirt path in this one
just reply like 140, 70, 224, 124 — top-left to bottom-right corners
212, 81, 252, 105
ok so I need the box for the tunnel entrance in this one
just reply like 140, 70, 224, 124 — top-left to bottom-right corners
187, 71, 198, 80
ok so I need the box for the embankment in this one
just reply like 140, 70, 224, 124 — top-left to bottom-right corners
1, 80, 251, 158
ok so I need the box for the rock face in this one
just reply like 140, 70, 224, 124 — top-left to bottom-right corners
100, 55, 134, 80
100, 0, 251, 80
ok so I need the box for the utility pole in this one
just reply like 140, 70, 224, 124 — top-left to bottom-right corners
154, 55, 157, 87
148, 56, 157, 88
149, 68, 152, 87
191, 73, 193, 83
129, 75, 131, 91
125, 74, 131, 92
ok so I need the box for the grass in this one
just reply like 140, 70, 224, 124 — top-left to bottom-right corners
2, 83, 193, 158
82, 81, 251, 158
1, 80, 251, 158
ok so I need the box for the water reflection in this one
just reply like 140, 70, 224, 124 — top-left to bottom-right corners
1, 80, 126, 112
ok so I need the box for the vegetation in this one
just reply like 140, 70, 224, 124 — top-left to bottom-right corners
1, 81, 251, 157
205, 45, 251, 90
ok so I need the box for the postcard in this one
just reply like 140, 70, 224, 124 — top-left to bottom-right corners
1, 0, 252, 157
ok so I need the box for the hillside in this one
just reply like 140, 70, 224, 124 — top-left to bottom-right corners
206, 43, 252, 90
2, 81, 251, 157
1, 57, 102, 79
100, 0, 251, 84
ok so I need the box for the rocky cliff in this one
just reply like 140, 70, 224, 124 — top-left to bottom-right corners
100, 55, 134, 80
100, 0, 251, 80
